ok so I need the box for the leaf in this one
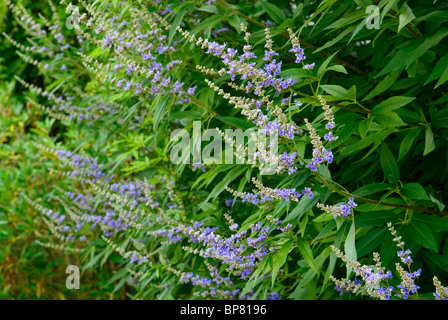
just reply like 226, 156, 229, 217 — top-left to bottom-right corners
190, 15, 223, 36
348, 14, 369, 44
372, 96, 415, 113
424, 53, 448, 87
168, 6, 187, 43
373, 110, 407, 127
380, 143, 400, 187
380, 0, 399, 24
320, 84, 355, 100
199, 165, 246, 209
356, 227, 388, 258
423, 126, 436, 156
292, 3, 303, 19
320, 84, 348, 97
355, 211, 398, 227
324, 223, 346, 285
312, 219, 336, 243
297, 238, 319, 275
339, 128, 395, 157
435, 66, 448, 89
398, 127, 421, 161
401, 183, 430, 200
412, 214, 448, 232
432, 110, 448, 128
279, 68, 318, 83
364, 70, 401, 101
408, 221, 438, 252
423, 252, 448, 272
151, 95, 171, 130
325, 64, 348, 74
381, 233, 396, 266
344, 221, 357, 278
317, 51, 339, 77
228, 14, 242, 33
314, 27, 354, 53
324, 11, 366, 30
283, 195, 319, 223
216, 116, 254, 130
259, 1, 286, 25
414, 11, 448, 23
376, 28, 448, 77
271, 240, 293, 287
398, 4, 415, 33
430, 194, 446, 212
352, 183, 391, 197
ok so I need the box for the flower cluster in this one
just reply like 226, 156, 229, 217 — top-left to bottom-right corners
330, 222, 425, 300
225, 178, 313, 205
433, 276, 448, 300
287, 28, 314, 71
316, 197, 357, 219
177, 25, 312, 176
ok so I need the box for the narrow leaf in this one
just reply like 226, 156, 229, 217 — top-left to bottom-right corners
380, 143, 400, 186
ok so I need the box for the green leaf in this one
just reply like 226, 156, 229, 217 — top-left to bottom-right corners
414, 11, 448, 23
424, 53, 448, 87
320, 84, 355, 101
279, 68, 318, 83
339, 128, 395, 157
259, 1, 286, 25
356, 227, 388, 258
168, 6, 187, 43
376, 28, 448, 77
352, 183, 391, 197
190, 15, 223, 36
364, 70, 401, 101
381, 233, 396, 266
355, 211, 398, 227
430, 194, 446, 212
401, 183, 430, 200
344, 221, 357, 278
435, 66, 448, 88
197, 5, 218, 13
228, 14, 242, 33
423, 126, 436, 156
372, 96, 415, 113
320, 84, 348, 97
216, 116, 254, 130
325, 64, 348, 74
373, 110, 407, 127
283, 195, 319, 223
398, 127, 421, 161
423, 252, 448, 273
432, 110, 448, 128
398, 4, 415, 33
297, 238, 319, 275
199, 165, 246, 209
380, 143, 400, 187
292, 3, 303, 19
314, 27, 354, 53
271, 239, 293, 287
151, 95, 171, 130
412, 214, 448, 232
317, 51, 339, 77
408, 221, 438, 252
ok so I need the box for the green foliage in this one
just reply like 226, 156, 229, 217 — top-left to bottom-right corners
1, 0, 448, 300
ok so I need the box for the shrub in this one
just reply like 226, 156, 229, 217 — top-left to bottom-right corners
1, 0, 448, 300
